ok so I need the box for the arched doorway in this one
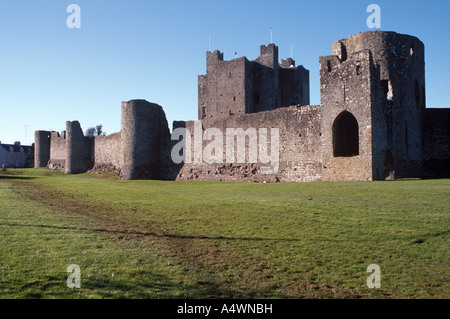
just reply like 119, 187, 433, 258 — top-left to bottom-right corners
332, 111, 359, 157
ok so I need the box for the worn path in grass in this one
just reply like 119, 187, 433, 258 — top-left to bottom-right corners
0, 169, 449, 298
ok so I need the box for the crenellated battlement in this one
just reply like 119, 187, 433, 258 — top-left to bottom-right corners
199, 42, 309, 127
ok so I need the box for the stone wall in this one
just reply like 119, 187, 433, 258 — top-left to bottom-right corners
91, 132, 122, 172
65, 121, 92, 174
251, 44, 280, 113
175, 105, 323, 182
279, 64, 309, 107
120, 100, 171, 180
422, 108, 450, 177
331, 31, 425, 179
34, 31, 447, 183
320, 50, 374, 182
320, 31, 426, 181
48, 131, 66, 170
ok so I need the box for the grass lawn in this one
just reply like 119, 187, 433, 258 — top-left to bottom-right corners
0, 168, 448, 299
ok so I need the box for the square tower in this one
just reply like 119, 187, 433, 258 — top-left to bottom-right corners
198, 44, 310, 128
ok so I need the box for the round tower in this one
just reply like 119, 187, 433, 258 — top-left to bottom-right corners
65, 121, 92, 174
338, 31, 425, 178
120, 100, 170, 180
320, 31, 426, 181
332, 31, 424, 88
34, 130, 51, 168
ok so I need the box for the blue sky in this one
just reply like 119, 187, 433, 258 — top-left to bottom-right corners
0, 0, 449, 145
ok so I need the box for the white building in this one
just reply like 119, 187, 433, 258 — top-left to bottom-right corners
0, 141, 34, 168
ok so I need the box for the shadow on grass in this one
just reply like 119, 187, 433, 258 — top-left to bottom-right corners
0, 175, 36, 180
0, 170, 37, 180
84, 275, 239, 299
1, 222, 448, 244
3, 269, 238, 299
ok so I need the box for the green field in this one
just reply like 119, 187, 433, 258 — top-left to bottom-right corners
0, 168, 448, 299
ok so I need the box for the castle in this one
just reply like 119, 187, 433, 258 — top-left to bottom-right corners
34, 31, 450, 182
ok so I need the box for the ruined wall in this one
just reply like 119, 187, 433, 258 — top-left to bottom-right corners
320, 50, 374, 182
320, 31, 425, 181
65, 121, 92, 174
120, 100, 171, 180
422, 108, 450, 177
331, 31, 425, 179
175, 105, 323, 183
48, 131, 66, 170
36, 100, 171, 178
34, 31, 445, 183
91, 132, 122, 172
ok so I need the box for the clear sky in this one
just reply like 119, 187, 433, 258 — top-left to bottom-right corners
0, 0, 449, 145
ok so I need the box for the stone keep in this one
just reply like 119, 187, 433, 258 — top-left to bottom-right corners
34, 31, 449, 182
198, 44, 310, 127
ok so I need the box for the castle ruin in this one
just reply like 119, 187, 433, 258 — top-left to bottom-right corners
34, 31, 450, 182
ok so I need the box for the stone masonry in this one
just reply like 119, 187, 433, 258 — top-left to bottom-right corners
35, 31, 450, 182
